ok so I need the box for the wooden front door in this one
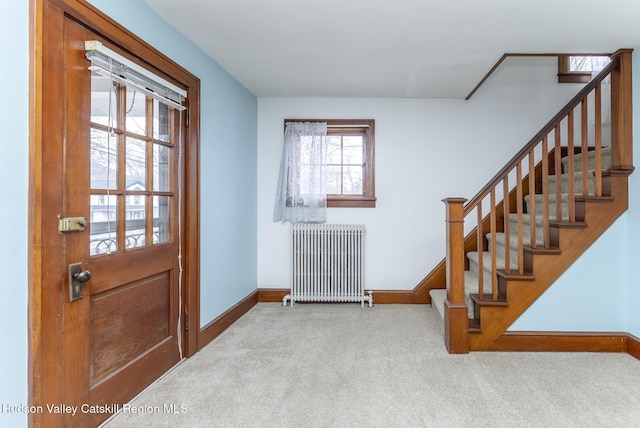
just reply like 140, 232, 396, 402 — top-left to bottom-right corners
31, 1, 200, 426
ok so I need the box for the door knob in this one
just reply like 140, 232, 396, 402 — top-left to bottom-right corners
73, 270, 92, 283
69, 263, 91, 302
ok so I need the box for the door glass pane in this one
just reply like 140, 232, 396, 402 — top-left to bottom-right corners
153, 196, 170, 244
125, 89, 147, 135
153, 144, 171, 192
90, 70, 118, 128
90, 195, 117, 256
153, 100, 171, 142
126, 137, 146, 190
126, 195, 146, 249
91, 128, 117, 190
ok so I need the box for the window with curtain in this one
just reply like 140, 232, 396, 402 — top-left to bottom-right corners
273, 119, 376, 224
274, 122, 328, 223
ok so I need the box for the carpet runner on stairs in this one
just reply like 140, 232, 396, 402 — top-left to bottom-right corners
430, 146, 611, 322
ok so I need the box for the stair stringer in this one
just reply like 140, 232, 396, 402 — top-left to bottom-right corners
469, 172, 631, 351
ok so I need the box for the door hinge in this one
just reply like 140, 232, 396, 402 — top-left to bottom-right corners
184, 310, 189, 331
185, 108, 189, 128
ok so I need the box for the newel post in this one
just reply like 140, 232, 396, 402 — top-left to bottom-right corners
610, 49, 634, 172
442, 198, 469, 354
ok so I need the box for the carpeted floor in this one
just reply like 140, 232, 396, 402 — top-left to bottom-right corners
104, 303, 640, 427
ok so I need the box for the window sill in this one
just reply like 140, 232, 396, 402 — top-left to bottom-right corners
558, 72, 592, 83
327, 196, 376, 208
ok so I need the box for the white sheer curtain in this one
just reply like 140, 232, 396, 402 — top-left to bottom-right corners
274, 122, 328, 223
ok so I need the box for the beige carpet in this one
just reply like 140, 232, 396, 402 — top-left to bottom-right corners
104, 303, 640, 427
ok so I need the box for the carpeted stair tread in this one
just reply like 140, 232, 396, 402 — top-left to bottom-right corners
506, 214, 546, 245
509, 212, 546, 224
467, 250, 518, 274
547, 169, 607, 196
429, 271, 489, 320
561, 146, 611, 171
486, 233, 521, 264
524, 194, 572, 221
525, 193, 572, 203
488, 230, 542, 251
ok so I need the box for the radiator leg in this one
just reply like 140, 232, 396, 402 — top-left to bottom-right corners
361, 290, 373, 308
283, 294, 292, 307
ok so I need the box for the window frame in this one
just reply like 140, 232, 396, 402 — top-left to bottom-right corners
284, 118, 376, 208
558, 55, 592, 83
557, 55, 610, 84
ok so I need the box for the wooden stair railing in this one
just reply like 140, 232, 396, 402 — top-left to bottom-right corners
443, 49, 634, 354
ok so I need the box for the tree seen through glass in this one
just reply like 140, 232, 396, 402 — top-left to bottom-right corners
326, 134, 364, 195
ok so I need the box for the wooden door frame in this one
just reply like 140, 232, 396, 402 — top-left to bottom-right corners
29, 0, 200, 425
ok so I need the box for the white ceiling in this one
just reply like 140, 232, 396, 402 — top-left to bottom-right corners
144, 0, 640, 98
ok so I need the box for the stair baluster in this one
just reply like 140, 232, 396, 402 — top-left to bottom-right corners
541, 136, 550, 246
595, 85, 603, 196
503, 177, 510, 276
528, 150, 537, 248
567, 110, 576, 222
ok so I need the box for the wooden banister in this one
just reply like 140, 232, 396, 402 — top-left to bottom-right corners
463, 57, 619, 215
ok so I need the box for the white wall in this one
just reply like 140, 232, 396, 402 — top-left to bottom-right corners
257, 58, 582, 293
0, 2, 28, 427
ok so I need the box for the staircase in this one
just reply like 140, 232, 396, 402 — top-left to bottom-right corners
428, 50, 634, 353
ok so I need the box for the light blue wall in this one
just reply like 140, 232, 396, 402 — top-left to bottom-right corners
1, 2, 256, 425
0, 3, 28, 427
510, 217, 628, 331
87, 0, 258, 326
628, 47, 640, 338
0, 1, 29, 426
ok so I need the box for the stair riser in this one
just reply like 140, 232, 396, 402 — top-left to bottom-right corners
429, 289, 478, 321
468, 254, 518, 278
526, 200, 587, 222
561, 153, 611, 171
487, 214, 544, 246
527, 205, 570, 221
523, 197, 571, 220
547, 174, 598, 196
465, 295, 475, 319
491, 241, 519, 265
507, 220, 545, 245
